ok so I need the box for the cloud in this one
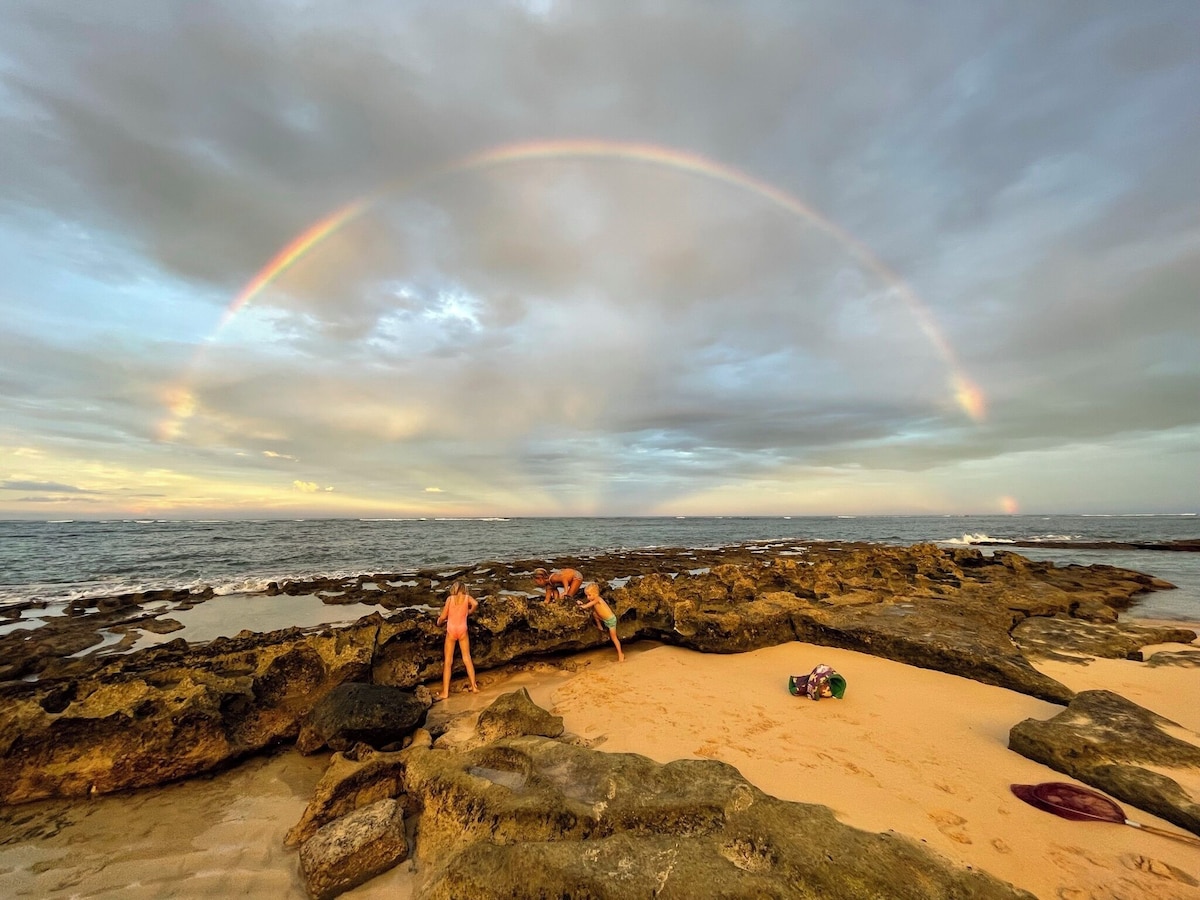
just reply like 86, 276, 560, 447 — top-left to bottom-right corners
1, 479, 98, 494
0, 1, 1197, 515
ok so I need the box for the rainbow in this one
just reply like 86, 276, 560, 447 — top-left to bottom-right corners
177, 139, 984, 438
222, 198, 369, 329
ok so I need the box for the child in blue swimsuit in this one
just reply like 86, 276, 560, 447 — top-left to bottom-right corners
577, 583, 624, 662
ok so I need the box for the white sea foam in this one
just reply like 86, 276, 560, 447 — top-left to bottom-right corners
943, 533, 1015, 545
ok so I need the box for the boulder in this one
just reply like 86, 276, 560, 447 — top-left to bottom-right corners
475, 687, 565, 742
297, 682, 432, 754
299, 797, 408, 900
1009, 690, 1200, 837
286, 733, 431, 848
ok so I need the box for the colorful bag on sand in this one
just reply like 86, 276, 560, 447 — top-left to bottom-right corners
789, 664, 847, 700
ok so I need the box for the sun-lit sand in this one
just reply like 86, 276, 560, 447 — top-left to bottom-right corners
2, 639, 1198, 899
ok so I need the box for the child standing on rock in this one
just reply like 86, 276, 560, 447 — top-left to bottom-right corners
435, 581, 479, 700
577, 583, 624, 662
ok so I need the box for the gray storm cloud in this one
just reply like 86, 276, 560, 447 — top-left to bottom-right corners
0, 0, 1197, 514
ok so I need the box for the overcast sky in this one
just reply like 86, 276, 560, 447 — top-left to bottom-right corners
1, 1, 1198, 519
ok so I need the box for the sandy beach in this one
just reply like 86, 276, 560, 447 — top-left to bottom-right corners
2, 627, 1197, 899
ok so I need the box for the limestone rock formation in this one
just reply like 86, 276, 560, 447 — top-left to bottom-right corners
474, 687, 565, 742
286, 732, 430, 849
299, 797, 408, 900
1011, 616, 1197, 663
0, 621, 380, 804
0, 541, 1193, 805
403, 732, 1033, 899
1009, 689, 1200, 837
296, 682, 432, 754
1143, 649, 1200, 667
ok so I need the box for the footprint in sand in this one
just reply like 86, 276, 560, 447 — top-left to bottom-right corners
743, 718, 783, 736
990, 838, 1012, 854
928, 809, 973, 845
841, 760, 874, 779
1122, 854, 1200, 887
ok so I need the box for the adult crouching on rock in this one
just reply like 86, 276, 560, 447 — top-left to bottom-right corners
534, 567, 583, 602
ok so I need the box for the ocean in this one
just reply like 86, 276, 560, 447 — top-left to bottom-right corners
1, 515, 1198, 623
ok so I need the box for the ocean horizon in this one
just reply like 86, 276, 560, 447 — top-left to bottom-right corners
2, 514, 1198, 622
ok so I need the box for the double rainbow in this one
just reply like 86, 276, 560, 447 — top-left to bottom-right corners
166, 138, 984, 441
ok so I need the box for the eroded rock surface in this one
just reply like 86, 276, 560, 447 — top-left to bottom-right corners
296, 682, 432, 754
1, 541, 1193, 805
1144, 650, 1200, 668
299, 797, 408, 900
1009, 689, 1200, 837
284, 693, 1037, 897
474, 686, 565, 742
1011, 616, 1197, 663
403, 732, 1033, 899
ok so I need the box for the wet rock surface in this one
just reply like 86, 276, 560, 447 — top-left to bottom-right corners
0, 541, 1194, 808
1009, 689, 1200, 837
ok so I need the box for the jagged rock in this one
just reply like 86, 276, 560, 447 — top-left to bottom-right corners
296, 682, 431, 754
1, 542, 1191, 804
474, 687, 565, 742
0, 620, 381, 804
299, 797, 408, 900
286, 737, 427, 848
403, 729, 1032, 899
1009, 689, 1200, 837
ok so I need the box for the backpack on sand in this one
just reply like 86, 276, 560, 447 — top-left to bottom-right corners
788, 663, 846, 700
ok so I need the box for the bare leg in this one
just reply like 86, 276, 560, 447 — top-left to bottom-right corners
608, 627, 624, 662
592, 610, 604, 632
459, 636, 479, 692
438, 633, 455, 700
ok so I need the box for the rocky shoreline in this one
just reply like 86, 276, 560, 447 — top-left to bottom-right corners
2, 540, 1198, 897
